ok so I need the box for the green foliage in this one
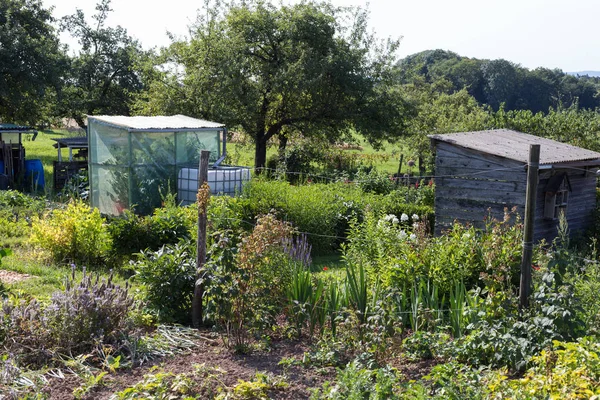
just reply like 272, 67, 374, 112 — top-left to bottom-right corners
0, 0, 67, 124
345, 263, 369, 326
487, 338, 600, 399
141, 0, 408, 168
572, 253, 600, 335
108, 197, 196, 263
231, 372, 288, 399
242, 179, 433, 254
114, 369, 198, 399
60, 0, 146, 127
30, 200, 112, 267
421, 361, 486, 399
455, 270, 583, 371
134, 243, 197, 324
396, 49, 600, 113
204, 213, 296, 349
402, 331, 451, 361
310, 360, 401, 400
287, 266, 325, 338
0, 190, 46, 246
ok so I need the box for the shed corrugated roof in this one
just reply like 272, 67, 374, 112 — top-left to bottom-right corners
88, 115, 225, 130
429, 129, 600, 165
0, 123, 35, 131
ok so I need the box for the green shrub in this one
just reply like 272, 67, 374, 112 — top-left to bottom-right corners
311, 360, 400, 400
0, 190, 46, 246
134, 244, 197, 324
30, 200, 111, 267
204, 214, 296, 348
487, 338, 600, 398
108, 194, 196, 262
241, 179, 434, 254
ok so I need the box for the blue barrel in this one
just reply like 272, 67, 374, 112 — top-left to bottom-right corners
24, 159, 45, 190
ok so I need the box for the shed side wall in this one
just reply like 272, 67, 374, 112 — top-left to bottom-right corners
434, 141, 527, 234
534, 169, 599, 242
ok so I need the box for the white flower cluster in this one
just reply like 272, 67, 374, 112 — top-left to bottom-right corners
397, 230, 417, 242
380, 214, 399, 225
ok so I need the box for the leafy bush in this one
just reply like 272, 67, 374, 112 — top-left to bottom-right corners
0, 190, 46, 246
204, 213, 296, 349
30, 200, 111, 267
487, 338, 600, 398
0, 269, 135, 367
108, 194, 196, 261
455, 270, 583, 371
241, 179, 433, 255
344, 209, 524, 296
134, 244, 197, 324
311, 360, 400, 399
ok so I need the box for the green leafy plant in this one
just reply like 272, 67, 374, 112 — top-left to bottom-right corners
134, 243, 197, 324
30, 199, 112, 267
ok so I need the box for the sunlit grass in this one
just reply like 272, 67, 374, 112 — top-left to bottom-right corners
2, 247, 136, 301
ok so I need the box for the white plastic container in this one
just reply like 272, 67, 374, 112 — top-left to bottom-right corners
178, 166, 251, 205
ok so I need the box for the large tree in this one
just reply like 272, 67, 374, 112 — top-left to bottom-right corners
141, 1, 409, 170
61, 0, 146, 128
0, 0, 66, 125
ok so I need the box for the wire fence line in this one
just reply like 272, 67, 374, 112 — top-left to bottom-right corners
250, 164, 529, 183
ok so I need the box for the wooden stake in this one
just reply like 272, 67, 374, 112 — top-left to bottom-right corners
192, 150, 211, 328
396, 154, 403, 186
519, 144, 540, 310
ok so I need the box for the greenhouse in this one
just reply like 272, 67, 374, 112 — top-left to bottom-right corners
88, 115, 227, 215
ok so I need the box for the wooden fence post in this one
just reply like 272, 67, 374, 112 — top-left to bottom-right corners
519, 144, 540, 310
192, 150, 211, 328
396, 154, 403, 186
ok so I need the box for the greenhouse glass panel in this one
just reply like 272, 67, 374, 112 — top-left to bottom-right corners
89, 121, 129, 165
175, 131, 220, 166
91, 165, 129, 216
131, 131, 176, 166
130, 165, 176, 215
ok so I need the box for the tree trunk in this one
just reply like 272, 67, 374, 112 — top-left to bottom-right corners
254, 137, 268, 174
278, 134, 288, 162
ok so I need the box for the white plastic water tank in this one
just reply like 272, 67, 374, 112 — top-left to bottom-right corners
178, 166, 251, 205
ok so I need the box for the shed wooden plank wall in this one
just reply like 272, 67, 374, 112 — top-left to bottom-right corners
534, 169, 599, 243
434, 141, 527, 234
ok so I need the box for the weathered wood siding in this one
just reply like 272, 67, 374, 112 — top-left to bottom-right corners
434, 140, 599, 242
534, 169, 599, 242
434, 141, 527, 234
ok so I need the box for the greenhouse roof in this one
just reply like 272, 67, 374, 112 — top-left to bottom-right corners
88, 115, 225, 130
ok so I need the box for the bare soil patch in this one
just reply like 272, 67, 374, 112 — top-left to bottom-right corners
43, 334, 335, 400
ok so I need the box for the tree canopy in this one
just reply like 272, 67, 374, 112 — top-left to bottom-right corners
395, 49, 600, 113
139, 0, 410, 169
60, 0, 146, 128
0, 0, 66, 125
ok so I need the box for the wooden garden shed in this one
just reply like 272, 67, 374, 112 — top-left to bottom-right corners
429, 129, 600, 242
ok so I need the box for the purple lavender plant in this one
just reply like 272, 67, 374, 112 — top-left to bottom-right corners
282, 234, 312, 267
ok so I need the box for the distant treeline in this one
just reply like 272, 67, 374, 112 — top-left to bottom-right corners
394, 49, 600, 113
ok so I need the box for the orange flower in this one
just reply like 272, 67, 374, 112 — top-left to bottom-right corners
323, 267, 329, 271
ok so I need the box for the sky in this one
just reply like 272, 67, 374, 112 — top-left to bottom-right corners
45, 0, 600, 72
